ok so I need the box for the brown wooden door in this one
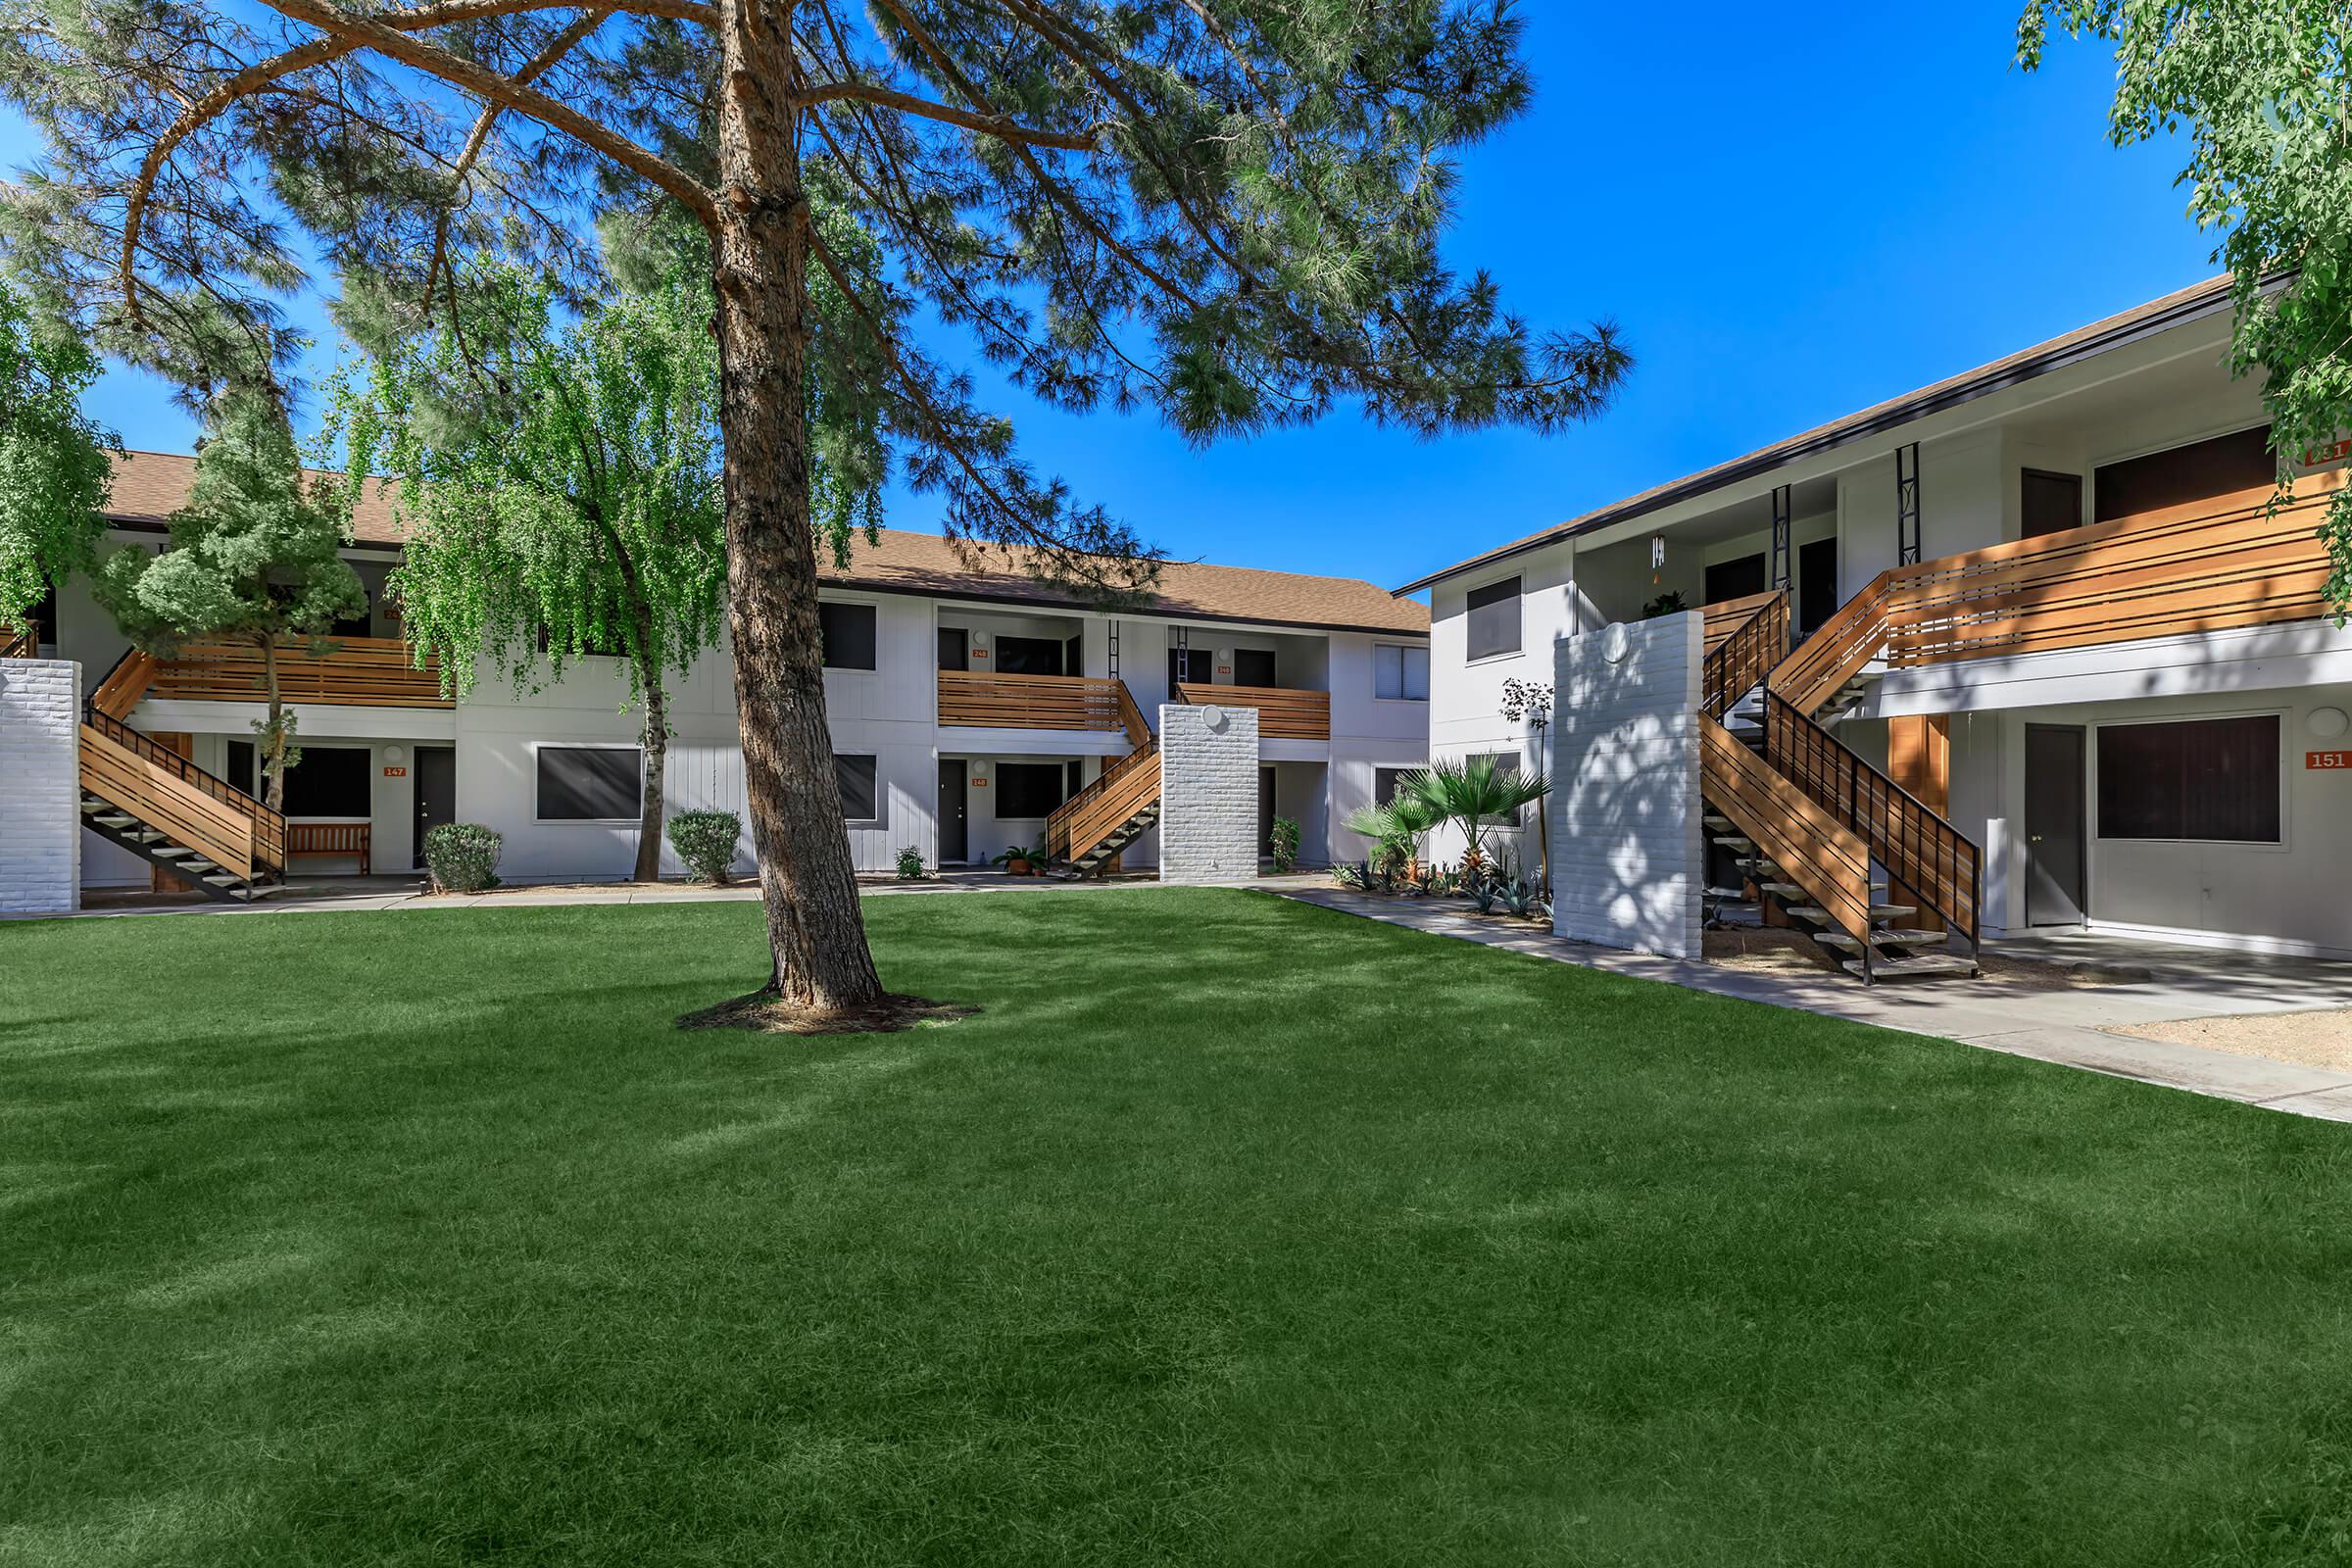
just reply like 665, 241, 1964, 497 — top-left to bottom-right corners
148, 732, 195, 892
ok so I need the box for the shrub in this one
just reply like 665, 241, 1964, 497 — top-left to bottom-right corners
422, 822, 502, 893
896, 845, 925, 880
1269, 815, 1300, 873
667, 809, 743, 885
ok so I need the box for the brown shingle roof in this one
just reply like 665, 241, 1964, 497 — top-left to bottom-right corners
1394, 273, 2243, 594
819, 528, 1428, 635
105, 450, 407, 544
103, 451, 1425, 636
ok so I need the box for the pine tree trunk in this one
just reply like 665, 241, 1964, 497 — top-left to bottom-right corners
708, 9, 883, 1009
634, 660, 667, 884
260, 634, 287, 813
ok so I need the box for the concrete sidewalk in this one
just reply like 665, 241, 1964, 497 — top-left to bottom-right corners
20, 869, 1322, 921
1271, 886, 2352, 1123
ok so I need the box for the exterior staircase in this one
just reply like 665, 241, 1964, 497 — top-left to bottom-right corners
1697, 592, 1980, 983
1045, 678, 1162, 878
76, 651, 286, 903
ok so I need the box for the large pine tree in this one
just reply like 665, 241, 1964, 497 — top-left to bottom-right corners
0, 1, 1628, 1012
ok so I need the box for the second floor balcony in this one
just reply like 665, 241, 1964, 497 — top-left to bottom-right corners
936, 667, 1331, 742
98, 636, 452, 716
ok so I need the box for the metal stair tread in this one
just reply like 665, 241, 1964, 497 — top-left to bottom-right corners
1839, 954, 1978, 980
1815, 929, 1953, 954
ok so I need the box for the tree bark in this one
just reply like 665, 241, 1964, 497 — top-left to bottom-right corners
707, 2, 884, 1009
634, 655, 667, 884
260, 633, 287, 812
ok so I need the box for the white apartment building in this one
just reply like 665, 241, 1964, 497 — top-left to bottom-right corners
1403, 276, 2352, 971
8, 453, 1428, 903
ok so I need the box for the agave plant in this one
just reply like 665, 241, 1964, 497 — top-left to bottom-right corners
1399, 758, 1549, 884
1341, 793, 1441, 881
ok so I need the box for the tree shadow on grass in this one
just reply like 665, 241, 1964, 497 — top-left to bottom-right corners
677, 992, 978, 1036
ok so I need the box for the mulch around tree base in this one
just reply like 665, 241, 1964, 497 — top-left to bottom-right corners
676, 992, 979, 1036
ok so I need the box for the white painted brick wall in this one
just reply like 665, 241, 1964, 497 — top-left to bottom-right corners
1158, 701, 1258, 883
1548, 614, 1701, 957
0, 660, 82, 914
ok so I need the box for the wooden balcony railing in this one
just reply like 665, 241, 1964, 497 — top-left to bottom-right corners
1772, 475, 2344, 715
937, 668, 1128, 731
1174, 682, 1330, 740
147, 635, 451, 709
1, 620, 36, 659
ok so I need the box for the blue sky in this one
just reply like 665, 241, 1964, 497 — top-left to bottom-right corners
4, 4, 2217, 593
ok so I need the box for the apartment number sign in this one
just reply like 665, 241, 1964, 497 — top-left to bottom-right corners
2306, 750, 2352, 770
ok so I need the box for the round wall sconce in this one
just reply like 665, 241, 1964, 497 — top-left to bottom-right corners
382, 744, 407, 763
1200, 704, 1227, 731
2308, 707, 2348, 740
1601, 622, 1632, 664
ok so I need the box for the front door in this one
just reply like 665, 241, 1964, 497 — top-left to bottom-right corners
2024, 724, 2087, 926
1796, 536, 1838, 639
1258, 765, 1277, 859
413, 746, 456, 871
1704, 552, 1768, 605
938, 760, 968, 864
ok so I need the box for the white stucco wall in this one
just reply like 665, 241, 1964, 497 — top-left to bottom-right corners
1, 659, 81, 914
1158, 701, 1258, 883
1548, 614, 1702, 958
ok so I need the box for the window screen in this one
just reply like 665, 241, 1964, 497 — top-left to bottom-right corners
282, 746, 373, 817
2096, 715, 2279, 843
835, 754, 878, 820
1374, 645, 1429, 700
1374, 766, 1418, 807
536, 746, 642, 821
1233, 648, 1277, 687
2094, 426, 2276, 522
819, 602, 877, 669
1465, 577, 1521, 662
995, 762, 1066, 818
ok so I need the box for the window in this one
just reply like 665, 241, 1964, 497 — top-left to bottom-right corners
995, 762, 1066, 818
2021, 469, 2084, 540
995, 635, 1064, 676
1472, 751, 1528, 827
1704, 554, 1767, 605
819, 602, 877, 670
282, 745, 373, 818
1465, 576, 1521, 662
2096, 715, 2279, 843
1233, 648, 1277, 687
2095, 426, 2275, 522
1374, 644, 1430, 701
1169, 647, 1211, 687
1374, 766, 1419, 808
835, 754, 878, 820
536, 746, 642, 821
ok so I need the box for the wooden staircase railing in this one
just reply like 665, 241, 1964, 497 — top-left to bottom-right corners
81, 647, 288, 874
79, 721, 264, 882
1769, 476, 2344, 715
1, 619, 36, 659
1698, 589, 1982, 976
1045, 676, 1161, 867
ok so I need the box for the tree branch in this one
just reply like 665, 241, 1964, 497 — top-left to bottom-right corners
795, 77, 1097, 150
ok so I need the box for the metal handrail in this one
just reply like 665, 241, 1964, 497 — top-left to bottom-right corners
1761, 690, 1980, 959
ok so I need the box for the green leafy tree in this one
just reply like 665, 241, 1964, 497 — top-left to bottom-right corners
1402, 757, 1547, 884
324, 248, 879, 882
96, 387, 367, 809
0, 1, 1628, 1012
0, 281, 118, 638
2020, 3, 2352, 601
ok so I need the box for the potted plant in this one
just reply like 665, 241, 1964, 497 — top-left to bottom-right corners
992, 836, 1047, 876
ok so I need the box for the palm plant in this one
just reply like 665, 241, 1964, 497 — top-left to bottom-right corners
1401, 758, 1549, 885
1341, 794, 1440, 881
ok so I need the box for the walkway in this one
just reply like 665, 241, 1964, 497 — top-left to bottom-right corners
1273, 887, 2352, 1123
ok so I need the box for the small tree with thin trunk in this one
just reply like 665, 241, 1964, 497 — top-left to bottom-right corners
95, 385, 368, 809
0, 280, 118, 637
0, 0, 1628, 1013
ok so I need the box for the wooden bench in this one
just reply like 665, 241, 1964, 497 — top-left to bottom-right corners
286, 822, 371, 875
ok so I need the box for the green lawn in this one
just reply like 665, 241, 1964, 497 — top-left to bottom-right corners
5, 890, 2352, 1565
